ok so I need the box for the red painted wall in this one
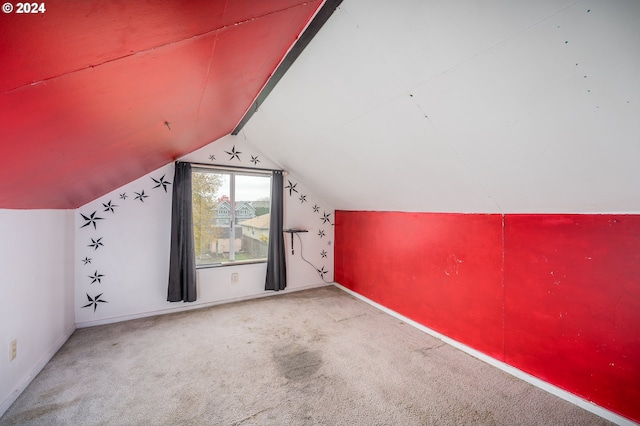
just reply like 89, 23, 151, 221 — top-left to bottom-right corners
335, 211, 640, 423
0, 0, 322, 209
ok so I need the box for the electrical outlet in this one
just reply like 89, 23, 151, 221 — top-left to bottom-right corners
231, 273, 239, 284
9, 339, 17, 361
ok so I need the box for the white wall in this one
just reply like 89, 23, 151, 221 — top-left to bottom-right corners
0, 209, 75, 417
242, 0, 640, 213
75, 135, 334, 327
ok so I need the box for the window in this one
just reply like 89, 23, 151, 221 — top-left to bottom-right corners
192, 167, 271, 267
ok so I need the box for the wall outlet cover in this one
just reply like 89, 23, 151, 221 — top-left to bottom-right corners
9, 339, 17, 361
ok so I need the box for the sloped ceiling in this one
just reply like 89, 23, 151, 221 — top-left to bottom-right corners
0, 0, 323, 209
242, 0, 640, 213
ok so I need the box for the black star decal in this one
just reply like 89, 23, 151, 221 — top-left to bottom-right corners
81, 257, 92, 265
225, 146, 242, 161
82, 293, 108, 313
80, 211, 104, 230
321, 212, 332, 224
250, 155, 260, 165
285, 180, 298, 196
119, 193, 128, 200
152, 175, 171, 192
134, 190, 148, 202
299, 194, 307, 203
88, 237, 104, 251
318, 230, 326, 238
312, 204, 320, 213
102, 200, 118, 213
209, 154, 216, 161
89, 271, 104, 284
321, 250, 328, 258
317, 266, 328, 279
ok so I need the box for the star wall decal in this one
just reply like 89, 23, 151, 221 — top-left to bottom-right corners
120, 193, 128, 200
226, 146, 242, 161
299, 194, 307, 203
102, 200, 118, 213
88, 237, 104, 250
82, 293, 108, 313
250, 155, 260, 165
285, 180, 298, 196
209, 154, 216, 161
134, 190, 148, 202
82, 257, 92, 265
318, 230, 326, 238
89, 271, 105, 284
321, 250, 328, 258
321, 212, 332, 224
80, 211, 104, 230
312, 204, 320, 213
151, 175, 171, 192
317, 266, 328, 279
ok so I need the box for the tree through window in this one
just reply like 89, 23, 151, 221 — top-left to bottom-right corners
192, 168, 271, 267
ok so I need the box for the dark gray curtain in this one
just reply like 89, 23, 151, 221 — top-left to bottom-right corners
167, 161, 197, 302
265, 170, 286, 291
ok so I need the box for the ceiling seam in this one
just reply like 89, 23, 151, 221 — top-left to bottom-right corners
232, 0, 341, 134
405, 94, 505, 214
1, 1, 323, 96
406, 0, 584, 91
193, 0, 226, 122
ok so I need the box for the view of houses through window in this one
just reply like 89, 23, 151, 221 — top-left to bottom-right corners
192, 168, 271, 267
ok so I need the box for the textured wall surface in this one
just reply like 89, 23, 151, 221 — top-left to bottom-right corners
335, 210, 640, 423
503, 214, 640, 422
335, 211, 504, 358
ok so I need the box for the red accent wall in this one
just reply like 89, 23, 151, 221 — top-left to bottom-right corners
335, 211, 640, 423
0, 0, 322, 209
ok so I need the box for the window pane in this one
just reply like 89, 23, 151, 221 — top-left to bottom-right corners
192, 169, 270, 267
235, 174, 271, 262
192, 171, 230, 266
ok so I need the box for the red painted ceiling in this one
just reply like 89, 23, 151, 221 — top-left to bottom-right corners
0, 0, 322, 209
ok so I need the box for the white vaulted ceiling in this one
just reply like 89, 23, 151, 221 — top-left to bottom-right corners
242, 0, 640, 213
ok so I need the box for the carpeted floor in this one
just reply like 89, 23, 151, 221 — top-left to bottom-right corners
1, 286, 613, 425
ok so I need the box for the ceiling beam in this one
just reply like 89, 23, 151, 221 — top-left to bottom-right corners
232, 0, 343, 135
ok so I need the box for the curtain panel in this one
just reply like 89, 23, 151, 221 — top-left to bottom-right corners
265, 170, 287, 291
167, 161, 197, 302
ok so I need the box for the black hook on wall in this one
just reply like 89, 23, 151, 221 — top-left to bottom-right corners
284, 228, 308, 255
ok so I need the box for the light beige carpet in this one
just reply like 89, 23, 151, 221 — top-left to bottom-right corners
1, 286, 613, 425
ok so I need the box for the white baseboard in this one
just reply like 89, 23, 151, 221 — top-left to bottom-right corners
76, 281, 331, 328
333, 283, 636, 426
0, 323, 76, 419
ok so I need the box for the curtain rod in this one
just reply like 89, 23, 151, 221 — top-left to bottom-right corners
183, 161, 285, 174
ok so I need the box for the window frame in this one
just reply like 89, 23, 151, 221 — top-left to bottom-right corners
192, 165, 272, 269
